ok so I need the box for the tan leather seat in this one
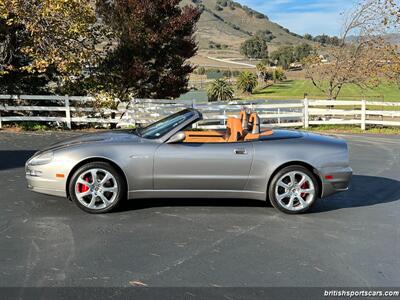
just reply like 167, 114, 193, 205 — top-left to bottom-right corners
226, 117, 244, 142
240, 110, 250, 130
184, 130, 226, 143
244, 112, 274, 141
249, 113, 261, 134
184, 113, 276, 143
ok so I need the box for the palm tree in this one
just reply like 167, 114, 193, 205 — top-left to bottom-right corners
237, 71, 258, 94
207, 78, 234, 102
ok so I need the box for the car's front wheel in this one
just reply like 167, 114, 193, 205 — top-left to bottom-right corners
268, 165, 319, 214
69, 162, 126, 214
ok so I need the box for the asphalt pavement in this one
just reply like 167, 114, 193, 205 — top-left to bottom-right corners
0, 131, 399, 291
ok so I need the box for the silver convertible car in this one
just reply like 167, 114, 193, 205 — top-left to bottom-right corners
26, 109, 352, 214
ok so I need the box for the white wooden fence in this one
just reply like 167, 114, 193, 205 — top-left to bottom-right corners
1, 95, 400, 130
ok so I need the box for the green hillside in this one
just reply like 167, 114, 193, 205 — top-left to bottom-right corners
182, 0, 310, 52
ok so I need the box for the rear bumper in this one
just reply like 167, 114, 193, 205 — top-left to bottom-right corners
320, 166, 353, 198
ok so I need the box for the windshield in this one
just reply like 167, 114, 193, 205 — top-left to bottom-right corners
138, 109, 196, 139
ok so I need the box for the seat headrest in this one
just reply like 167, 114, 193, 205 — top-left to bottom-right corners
240, 110, 250, 129
249, 113, 261, 134
226, 117, 243, 142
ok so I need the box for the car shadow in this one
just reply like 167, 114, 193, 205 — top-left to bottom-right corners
120, 197, 268, 212
0, 150, 36, 171
310, 175, 400, 213
119, 175, 400, 213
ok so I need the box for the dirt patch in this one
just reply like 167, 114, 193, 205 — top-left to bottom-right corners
0, 127, 24, 133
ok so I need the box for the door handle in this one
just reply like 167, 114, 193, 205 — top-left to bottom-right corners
234, 149, 247, 155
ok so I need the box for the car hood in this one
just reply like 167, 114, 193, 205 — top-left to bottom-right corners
38, 130, 141, 154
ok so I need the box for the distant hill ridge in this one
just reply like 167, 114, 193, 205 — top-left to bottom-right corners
181, 0, 310, 51
346, 33, 400, 45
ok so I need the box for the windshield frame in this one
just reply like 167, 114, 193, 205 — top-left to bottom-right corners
137, 109, 202, 142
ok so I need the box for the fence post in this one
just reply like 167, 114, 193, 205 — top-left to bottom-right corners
277, 108, 281, 125
65, 95, 72, 130
361, 99, 366, 131
303, 97, 309, 129
0, 98, 3, 128
223, 109, 226, 128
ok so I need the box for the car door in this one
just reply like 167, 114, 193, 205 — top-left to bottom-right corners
154, 142, 254, 191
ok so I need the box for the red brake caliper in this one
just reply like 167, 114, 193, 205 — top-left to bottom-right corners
300, 181, 309, 198
79, 176, 90, 193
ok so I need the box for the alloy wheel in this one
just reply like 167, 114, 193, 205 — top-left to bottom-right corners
74, 168, 119, 210
274, 171, 316, 212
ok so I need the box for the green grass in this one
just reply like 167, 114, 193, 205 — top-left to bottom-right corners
248, 80, 400, 101
301, 125, 400, 135
18, 122, 49, 131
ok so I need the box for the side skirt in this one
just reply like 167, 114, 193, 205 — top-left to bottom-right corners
128, 190, 266, 201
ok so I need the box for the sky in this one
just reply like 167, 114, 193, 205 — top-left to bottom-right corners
235, 0, 356, 36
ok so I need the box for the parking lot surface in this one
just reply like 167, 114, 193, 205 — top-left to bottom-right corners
0, 132, 399, 288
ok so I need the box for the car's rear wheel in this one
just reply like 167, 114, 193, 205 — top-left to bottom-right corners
69, 162, 126, 214
268, 165, 319, 214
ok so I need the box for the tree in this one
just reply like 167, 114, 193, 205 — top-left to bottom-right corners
302, 33, 340, 46
257, 64, 286, 84
240, 36, 269, 59
270, 46, 295, 69
377, 0, 400, 86
304, 44, 383, 99
216, 0, 229, 7
386, 0, 399, 21
382, 44, 400, 86
237, 71, 258, 94
207, 78, 234, 101
0, 0, 99, 93
0, 11, 53, 94
270, 44, 313, 69
294, 43, 314, 62
94, 0, 201, 101
0, 0, 98, 75
313, 34, 329, 45
304, 0, 397, 99
255, 30, 275, 42
304, 34, 313, 41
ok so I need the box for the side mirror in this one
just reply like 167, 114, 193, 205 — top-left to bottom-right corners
167, 131, 186, 144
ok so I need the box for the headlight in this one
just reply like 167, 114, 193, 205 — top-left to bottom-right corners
28, 151, 54, 166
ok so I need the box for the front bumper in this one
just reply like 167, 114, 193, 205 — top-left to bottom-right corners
320, 166, 353, 198
25, 163, 68, 198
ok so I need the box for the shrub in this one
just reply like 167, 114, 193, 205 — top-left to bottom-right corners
237, 71, 258, 94
272, 67, 286, 82
216, 0, 228, 7
18, 122, 49, 131
207, 78, 234, 102
240, 36, 269, 59
257, 64, 287, 83
197, 67, 206, 75
270, 46, 295, 69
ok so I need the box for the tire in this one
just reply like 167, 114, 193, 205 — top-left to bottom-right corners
268, 165, 319, 214
69, 162, 126, 214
